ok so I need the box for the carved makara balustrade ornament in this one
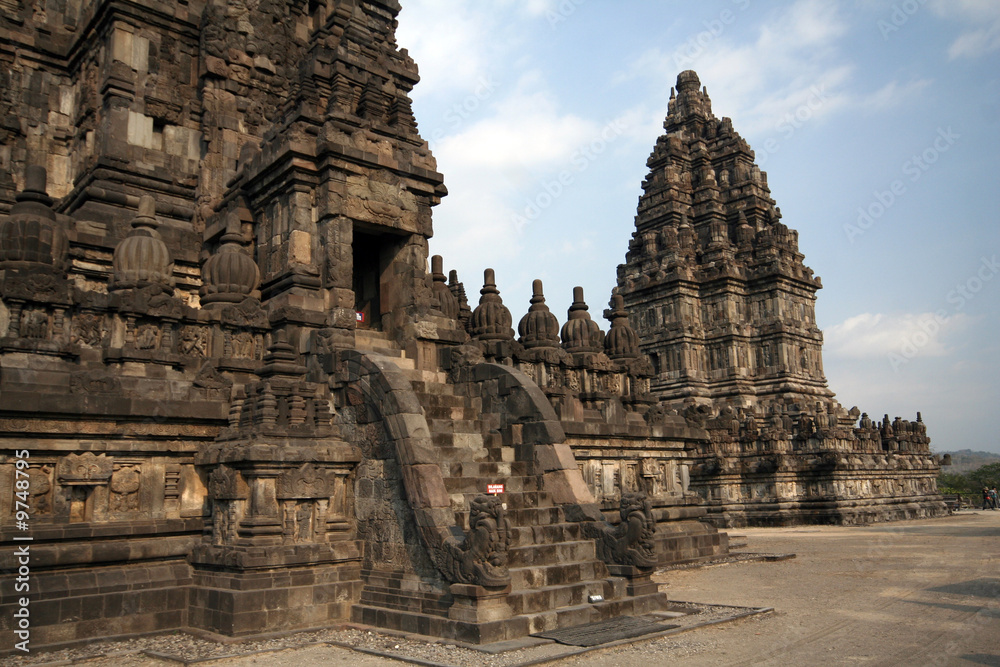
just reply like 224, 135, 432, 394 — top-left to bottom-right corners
430, 494, 512, 588
585, 492, 657, 571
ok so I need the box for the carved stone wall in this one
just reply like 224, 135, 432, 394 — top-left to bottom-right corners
340, 390, 438, 577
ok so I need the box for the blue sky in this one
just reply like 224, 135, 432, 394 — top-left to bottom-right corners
395, 0, 1000, 454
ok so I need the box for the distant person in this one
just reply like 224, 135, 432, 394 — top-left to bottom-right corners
984, 487, 993, 510
991, 487, 999, 510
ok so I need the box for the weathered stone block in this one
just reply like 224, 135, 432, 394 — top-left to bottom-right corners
542, 469, 596, 505
535, 442, 576, 472
401, 464, 450, 508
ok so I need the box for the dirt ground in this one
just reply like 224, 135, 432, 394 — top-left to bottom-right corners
9, 510, 999, 667
566, 509, 1000, 666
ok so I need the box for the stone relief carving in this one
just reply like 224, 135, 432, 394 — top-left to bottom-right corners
207, 465, 247, 500
27, 464, 52, 514
193, 361, 233, 395
71, 312, 106, 347
220, 297, 268, 329
585, 492, 657, 570
69, 370, 121, 394
57, 452, 113, 484
429, 495, 511, 588
276, 463, 331, 499
109, 464, 141, 512
207, 465, 248, 546
134, 323, 160, 350
178, 326, 208, 355
230, 331, 256, 358
19, 308, 48, 338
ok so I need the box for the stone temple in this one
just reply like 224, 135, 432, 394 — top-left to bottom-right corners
0, 0, 945, 652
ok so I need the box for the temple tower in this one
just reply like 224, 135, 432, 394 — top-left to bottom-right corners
617, 70, 832, 412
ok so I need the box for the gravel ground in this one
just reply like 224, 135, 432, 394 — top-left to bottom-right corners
0, 605, 762, 667
4, 510, 997, 667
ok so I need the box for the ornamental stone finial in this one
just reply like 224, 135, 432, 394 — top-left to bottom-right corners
470, 268, 513, 341
560, 286, 603, 353
517, 279, 560, 349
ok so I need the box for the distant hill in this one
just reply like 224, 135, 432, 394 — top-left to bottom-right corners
936, 449, 1000, 474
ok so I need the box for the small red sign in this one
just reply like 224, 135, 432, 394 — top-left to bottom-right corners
487, 483, 504, 495
356, 311, 365, 323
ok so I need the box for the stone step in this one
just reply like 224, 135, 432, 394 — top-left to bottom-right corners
445, 477, 522, 495
425, 415, 484, 431
442, 461, 530, 479
351, 583, 668, 644
361, 344, 405, 358
522, 602, 598, 636
510, 559, 603, 593
508, 540, 598, 569
409, 379, 463, 396
431, 431, 485, 448
445, 486, 545, 511
355, 332, 405, 355
401, 369, 449, 385
504, 506, 564, 526
428, 446, 490, 463
506, 579, 613, 616
508, 522, 583, 547
522, 589, 669, 635
415, 392, 472, 408
503, 488, 548, 509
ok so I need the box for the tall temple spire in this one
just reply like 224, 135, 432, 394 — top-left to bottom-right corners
618, 70, 827, 407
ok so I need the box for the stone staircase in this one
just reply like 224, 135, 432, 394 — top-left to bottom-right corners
350, 331, 668, 643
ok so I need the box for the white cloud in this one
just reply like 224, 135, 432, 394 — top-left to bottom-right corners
506, 0, 558, 17
396, 2, 506, 98
435, 78, 598, 171
426, 67, 633, 272
611, 0, 855, 137
930, 0, 1000, 59
824, 311, 971, 360
860, 78, 933, 112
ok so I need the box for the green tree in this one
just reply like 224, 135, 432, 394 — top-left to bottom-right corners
968, 462, 1000, 491
938, 471, 975, 495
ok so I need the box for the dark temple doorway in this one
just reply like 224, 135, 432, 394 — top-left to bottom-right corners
352, 230, 383, 330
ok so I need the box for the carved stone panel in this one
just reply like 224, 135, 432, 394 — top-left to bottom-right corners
109, 464, 141, 513
58, 452, 113, 485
